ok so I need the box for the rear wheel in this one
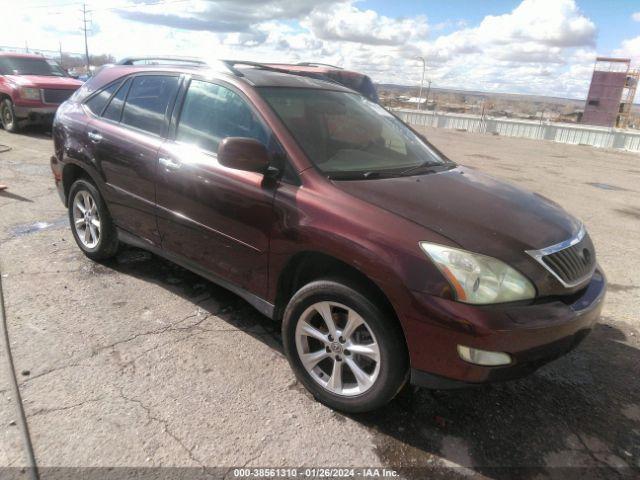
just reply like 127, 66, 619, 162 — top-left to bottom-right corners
68, 179, 119, 260
282, 279, 408, 412
0, 99, 20, 133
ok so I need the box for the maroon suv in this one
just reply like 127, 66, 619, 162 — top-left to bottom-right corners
0, 52, 83, 132
50, 59, 605, 412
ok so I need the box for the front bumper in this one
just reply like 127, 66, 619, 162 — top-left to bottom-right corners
14, 105, 59, 125
404, 268, 606, 387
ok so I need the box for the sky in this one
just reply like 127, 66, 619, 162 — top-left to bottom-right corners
1, 0, 640, 99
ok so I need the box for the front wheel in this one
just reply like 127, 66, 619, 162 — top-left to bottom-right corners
0, 99, 20, 133
282, 279, 408, 412
68, 179, 119, 260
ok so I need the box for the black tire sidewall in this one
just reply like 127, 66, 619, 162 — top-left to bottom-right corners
1, 99, 19, 133
68, 179, 118, 260
282, 279, 408, 412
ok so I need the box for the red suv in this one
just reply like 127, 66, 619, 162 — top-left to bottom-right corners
0, 52, 83, 132
50, 59, 605, 412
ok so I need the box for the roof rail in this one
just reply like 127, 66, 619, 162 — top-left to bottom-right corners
117, 56, 208, 66
113, 57, 350, 87
221, 60, 346, 87
220, 59, 297, 77
117, 56, 247, 77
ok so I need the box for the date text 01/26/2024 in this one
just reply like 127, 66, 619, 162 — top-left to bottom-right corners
232, 468, 399, 478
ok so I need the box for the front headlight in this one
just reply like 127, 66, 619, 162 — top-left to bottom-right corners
19, 87, 41, 100
420, 242, 536, 304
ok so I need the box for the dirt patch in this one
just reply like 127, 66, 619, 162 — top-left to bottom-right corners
4, 216, 67, 239
607, 283, 639, 293
615, 207, 640, 220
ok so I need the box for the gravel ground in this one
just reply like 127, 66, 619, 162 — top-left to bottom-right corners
0, 125, 638, 479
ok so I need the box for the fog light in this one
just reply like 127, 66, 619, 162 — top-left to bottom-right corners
457, 345, 512, 366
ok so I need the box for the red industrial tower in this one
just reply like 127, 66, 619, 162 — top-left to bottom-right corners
582, 57, 638, 129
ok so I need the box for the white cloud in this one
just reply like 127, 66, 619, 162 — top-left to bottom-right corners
632, 12, 640, 22
0, 0, 610, 99
117, 0, 340, 33
476, 0, 596, 47
306, 3, 428, 46
614, 36, 640, 62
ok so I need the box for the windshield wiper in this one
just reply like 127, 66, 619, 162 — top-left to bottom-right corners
326, 171, 385, 180
398, 162, 452, 177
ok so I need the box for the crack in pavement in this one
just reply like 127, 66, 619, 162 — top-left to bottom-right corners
18, 311, 211, 385
28, 397, 105, 418
19, 308, 275, 387
118, 388, 205, 468
88, 312, 204, 356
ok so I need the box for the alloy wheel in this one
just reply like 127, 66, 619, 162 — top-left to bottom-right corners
295, 301, 381, 396
72, 190, 101, 249
1, 103, 13, 128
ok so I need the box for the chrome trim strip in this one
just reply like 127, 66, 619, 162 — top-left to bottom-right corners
525, 225, 595, 288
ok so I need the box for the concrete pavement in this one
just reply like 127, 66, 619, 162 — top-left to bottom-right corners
0, 126, 638, 478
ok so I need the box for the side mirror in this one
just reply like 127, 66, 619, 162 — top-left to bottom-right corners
218, 137, 270, 174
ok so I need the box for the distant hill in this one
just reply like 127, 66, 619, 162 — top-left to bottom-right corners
376, 83, 586, 106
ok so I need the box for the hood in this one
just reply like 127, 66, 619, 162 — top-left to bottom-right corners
333, 166, 582, 264
5, 75, 83, 90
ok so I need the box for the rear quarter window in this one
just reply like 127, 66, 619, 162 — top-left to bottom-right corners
103, 78, 131, 122
84, 80, 123, 116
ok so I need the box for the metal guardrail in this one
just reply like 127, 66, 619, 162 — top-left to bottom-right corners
393, 108, 640, 153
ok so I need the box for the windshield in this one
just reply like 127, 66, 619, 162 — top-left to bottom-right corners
259, 87, 451, 179
0, 57, 67, 77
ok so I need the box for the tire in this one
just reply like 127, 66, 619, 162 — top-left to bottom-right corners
1, 98, 20, 133
68, 178, 119, 260
282, 279, 408, 412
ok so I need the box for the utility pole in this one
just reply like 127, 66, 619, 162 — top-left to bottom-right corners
415, 56, 426, 110
538, 109, 545, 139
81, 3, 91, 74
425, 79, 432, 109
59, 41, 63, 67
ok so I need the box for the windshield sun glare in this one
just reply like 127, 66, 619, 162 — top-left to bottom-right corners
259, 87, 452, 179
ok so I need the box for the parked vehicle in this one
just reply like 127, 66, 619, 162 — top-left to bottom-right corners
50, 59, 605, 412
265, 62, 379, 102
117, 57, 379, 101
0, 53, 83, 132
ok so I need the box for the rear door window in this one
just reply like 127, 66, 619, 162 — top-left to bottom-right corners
102, 78, 131, 122
121, 75, 180, 136
85, 80, 123, 116
176, 80, 268, 153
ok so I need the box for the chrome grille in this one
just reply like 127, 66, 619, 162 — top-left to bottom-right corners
42, 89, 74, 104
526, 226, 596, 288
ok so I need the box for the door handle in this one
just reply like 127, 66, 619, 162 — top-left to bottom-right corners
88, 131, 102, 143
159, 157, 181, 171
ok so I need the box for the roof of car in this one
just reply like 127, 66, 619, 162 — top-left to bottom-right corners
99, 63, 355, 92
237, 67, 353, 91
0, 52, 48, 59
